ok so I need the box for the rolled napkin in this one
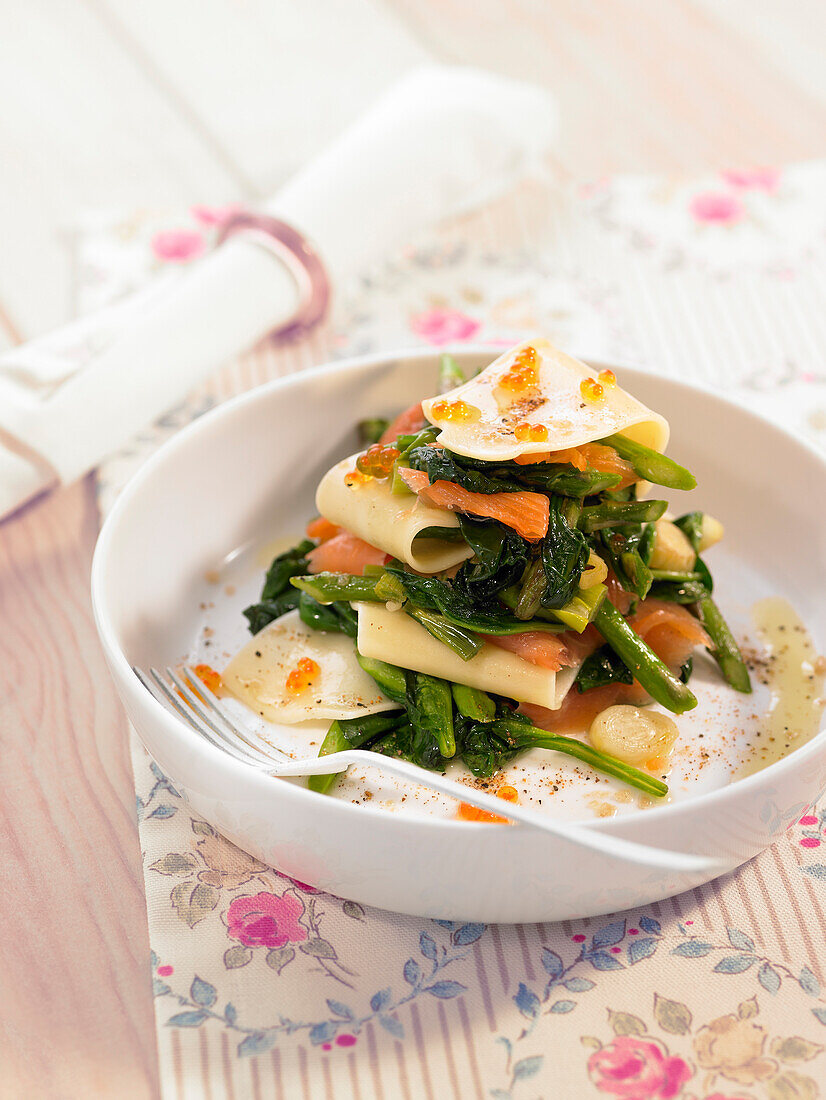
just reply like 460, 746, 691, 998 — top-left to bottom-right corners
0, 65, 555, 520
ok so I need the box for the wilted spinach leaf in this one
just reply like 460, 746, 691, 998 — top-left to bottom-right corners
540, 498, 588, 609
243, 538, 314, 634
575, 648, 633, 692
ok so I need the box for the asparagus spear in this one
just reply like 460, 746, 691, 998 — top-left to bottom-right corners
674, 512, 752, 693
697, 597, 752, 693
309, 711, 406, 794
594, 601, 698, 713
438, 353, 465, 392
600, 434, 697, 491
638, 522, 656, 564
579, 499, 667, 533
291, 573, 380, 604
491, 718, 668, 798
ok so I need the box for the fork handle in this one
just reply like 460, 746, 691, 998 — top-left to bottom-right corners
265, 751, 726, 875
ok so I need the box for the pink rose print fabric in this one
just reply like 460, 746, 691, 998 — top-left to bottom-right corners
151, 228, 205, 263
689, 192, 745, 225
409, 307, 481, 345
226, 891, 307, 949
721, 167, 780, 192
588, 1036, 692, 1099
190, 203, 243, 226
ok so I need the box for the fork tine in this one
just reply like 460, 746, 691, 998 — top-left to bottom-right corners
164, 667, 276, 766
144, 667, 260, 766
182, 667, 288, 761
164, 667, 247, 744
136, 667, 244, 760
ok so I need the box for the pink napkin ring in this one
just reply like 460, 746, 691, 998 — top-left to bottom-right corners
217, 212, 330, 345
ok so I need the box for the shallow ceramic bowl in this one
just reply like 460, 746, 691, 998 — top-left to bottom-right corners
92, 349, 826, 922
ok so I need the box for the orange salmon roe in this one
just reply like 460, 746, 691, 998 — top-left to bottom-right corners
598, 369, 617, 387
646, 755, 667, 772
580, 377, 605, 403
429, 399, 481, 423
179, 663, 222, 705
514, 422, 549, 443
345, 469, 373, 488
499, 345, 540, 392
286, 657, 320, 694
356, 443, 400, 479
194, 664, 222, 695
457, 785, 519, 823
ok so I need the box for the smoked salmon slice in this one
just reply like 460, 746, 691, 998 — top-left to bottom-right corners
483, 631, 572, 671
398, 468, 430, 492
577, 443, 637, 489
519, 682, 650, 734
512, 443, 637, 488
518, 600, 709, 732
398, 468, 550, 542
306, 531, 389, 575
514, 447, 587, 469
484, 625, 603, 671
379, 402, 426, 445
628, 598, 710, 669
305, 516, 341, 542
559, 625, 604, 665
606, 570, 634, 615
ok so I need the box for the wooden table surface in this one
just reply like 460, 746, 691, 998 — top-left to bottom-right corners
2, 1, 826, 1095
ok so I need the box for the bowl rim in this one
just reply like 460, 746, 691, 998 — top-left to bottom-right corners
92, 343, 826, 836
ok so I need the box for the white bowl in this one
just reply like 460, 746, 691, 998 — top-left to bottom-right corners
92, 348, 826, 922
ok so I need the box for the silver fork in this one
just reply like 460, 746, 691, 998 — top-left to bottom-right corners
135, 666, 727, 876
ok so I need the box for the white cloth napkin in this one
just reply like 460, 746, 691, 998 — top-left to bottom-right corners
0, 65, 556, 519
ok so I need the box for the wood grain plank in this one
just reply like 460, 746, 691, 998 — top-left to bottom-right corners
0, 477, 159, 1095
694, 0, 826, 108
95, 0, 430, 192
0, 299, 23, 350
0, 478, 158, 1099
0, 0, 244, 339
386, 0, 826, 174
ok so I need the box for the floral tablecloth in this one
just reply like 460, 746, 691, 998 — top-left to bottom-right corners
87, 162, 826, 1099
